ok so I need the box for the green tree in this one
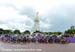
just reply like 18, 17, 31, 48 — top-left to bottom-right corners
53, 32, 62, 35
24, 30, 30, 34
13, 30, 21, 34
0, 28, 4, 34
3, 30, 12, 34
65, 29, 75, 34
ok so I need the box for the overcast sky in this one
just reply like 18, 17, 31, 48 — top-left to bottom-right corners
0, 0, 74, 32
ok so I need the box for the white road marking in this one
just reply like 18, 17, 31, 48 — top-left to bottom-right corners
0, 48, 42, 51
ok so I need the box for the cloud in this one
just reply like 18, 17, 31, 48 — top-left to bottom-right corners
43, 4, 74, 32
0, 0, 74, 32
19, 7, 35, 18
0, 4, 33, 31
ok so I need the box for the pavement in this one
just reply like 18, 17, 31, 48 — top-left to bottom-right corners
0, 42, 75, 52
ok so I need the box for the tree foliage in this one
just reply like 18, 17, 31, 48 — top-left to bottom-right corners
24, 30, 30, 34
13, 30, 21, 34
0, 28, 4, 34
65, 29, 75, 34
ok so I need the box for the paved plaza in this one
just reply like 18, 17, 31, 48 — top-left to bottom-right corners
0, 42, 75, 52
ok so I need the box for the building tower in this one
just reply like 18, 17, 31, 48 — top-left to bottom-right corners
31, 12, 40, 33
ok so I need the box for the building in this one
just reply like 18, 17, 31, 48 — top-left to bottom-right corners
31, 12, 40, 34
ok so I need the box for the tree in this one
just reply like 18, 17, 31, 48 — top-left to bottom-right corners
13, 30, 21, 34
0, 28, 4, 34
53, 32, 62, 35
3, 30, 12, 34
43, 32, 62, 35
65, 29, 75, 34
24, 30, 30, 34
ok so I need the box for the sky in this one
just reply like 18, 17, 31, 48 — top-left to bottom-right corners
0, 0, 74, 32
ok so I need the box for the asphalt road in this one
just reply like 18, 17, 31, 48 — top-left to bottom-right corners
0, 42, 75, 52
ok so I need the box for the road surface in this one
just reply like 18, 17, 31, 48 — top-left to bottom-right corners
0, 42, 75, 52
